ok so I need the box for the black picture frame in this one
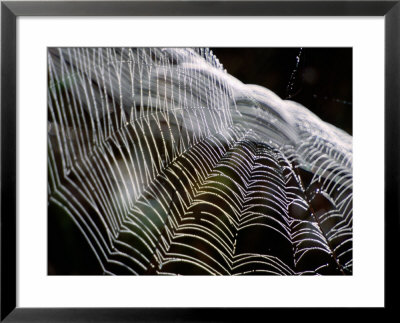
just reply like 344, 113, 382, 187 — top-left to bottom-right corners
1, 1, 398, 321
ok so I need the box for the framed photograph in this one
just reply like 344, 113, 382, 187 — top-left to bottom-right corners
1, 0, 398, 321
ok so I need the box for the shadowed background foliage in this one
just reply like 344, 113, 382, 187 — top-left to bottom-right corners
212, 48, 352, 135
48, 48, 352, 275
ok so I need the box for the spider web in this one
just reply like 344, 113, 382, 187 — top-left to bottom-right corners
48, 48, 352, 275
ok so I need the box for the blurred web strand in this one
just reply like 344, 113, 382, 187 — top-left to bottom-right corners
286, 47, 303, 99
48, 48, 352, 275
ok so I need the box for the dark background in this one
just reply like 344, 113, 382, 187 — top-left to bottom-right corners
48, 48, 352, 275
211, 48, 352, 135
